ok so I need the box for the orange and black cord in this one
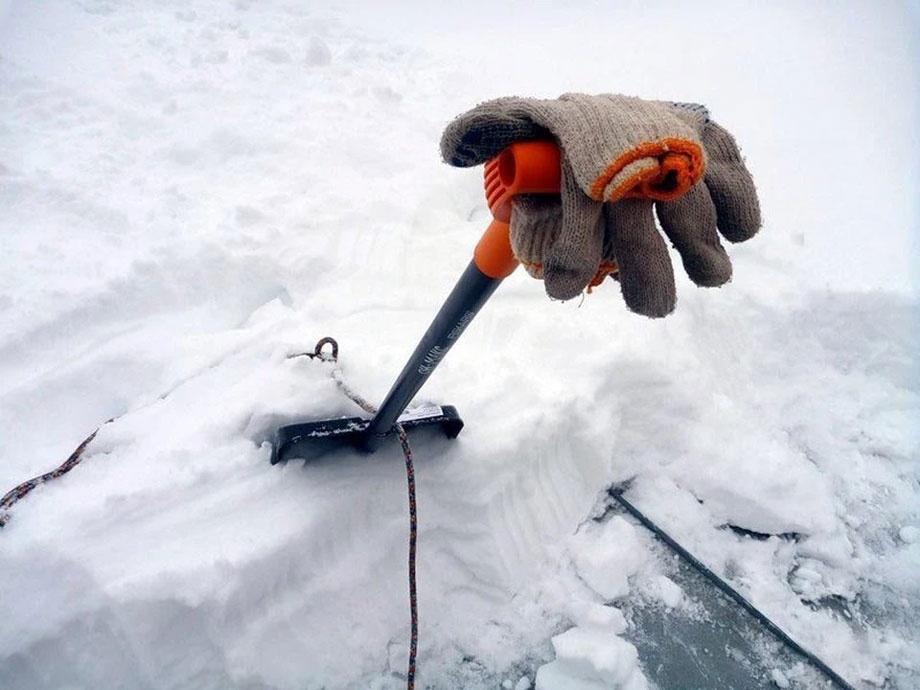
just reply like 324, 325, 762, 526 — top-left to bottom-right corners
397, 425, 419, 689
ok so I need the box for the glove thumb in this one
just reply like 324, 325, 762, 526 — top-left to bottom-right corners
440, 97, 548, 167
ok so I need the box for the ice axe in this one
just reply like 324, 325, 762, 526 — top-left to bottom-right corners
271, 141, 562, 463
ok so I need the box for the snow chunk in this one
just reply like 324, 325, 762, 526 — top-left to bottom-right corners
536, 626, 648, 690
569, 602, 628, 634
770, 668, 791, 688
571, 517, 646, 601
648, 575, 683, 608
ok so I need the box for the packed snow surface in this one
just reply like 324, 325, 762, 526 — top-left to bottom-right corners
1, 1, 918, 688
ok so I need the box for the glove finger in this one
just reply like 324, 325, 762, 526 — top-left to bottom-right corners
543, 158, 604, 300
656, 183, 732, 287
702, 121, 762, 242
510, 194, 563, 280
440, 97, 549, 167
606, 200, 676, 317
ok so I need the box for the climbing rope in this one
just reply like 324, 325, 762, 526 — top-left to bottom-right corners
0, 418, 114, 528
0, 340, 258, 527
292, 338, 419, 689
395, 425, 419, 688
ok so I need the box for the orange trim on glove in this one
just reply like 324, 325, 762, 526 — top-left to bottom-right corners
590, 138, 705, 202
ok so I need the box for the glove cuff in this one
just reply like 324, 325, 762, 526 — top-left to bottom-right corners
509, 196, 618, 289
509, 196, 558, 279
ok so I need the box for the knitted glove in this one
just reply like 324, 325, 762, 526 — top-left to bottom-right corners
440, 94, 761, 317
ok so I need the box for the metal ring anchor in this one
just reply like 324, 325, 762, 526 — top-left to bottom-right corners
312, 337, 338, 361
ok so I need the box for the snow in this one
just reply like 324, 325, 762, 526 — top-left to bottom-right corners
900, 526, 919, 544
1, 1, 918, 689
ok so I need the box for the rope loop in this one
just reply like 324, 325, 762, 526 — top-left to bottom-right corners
313, 337, 338, 361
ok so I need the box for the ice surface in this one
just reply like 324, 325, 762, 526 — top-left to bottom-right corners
0, 1, 917, 689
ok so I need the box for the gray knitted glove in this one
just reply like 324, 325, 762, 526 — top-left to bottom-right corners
440, 94, 761, 317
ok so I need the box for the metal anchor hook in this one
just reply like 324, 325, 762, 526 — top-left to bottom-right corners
289, 336, 338, 362
313, 337, 338, 361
